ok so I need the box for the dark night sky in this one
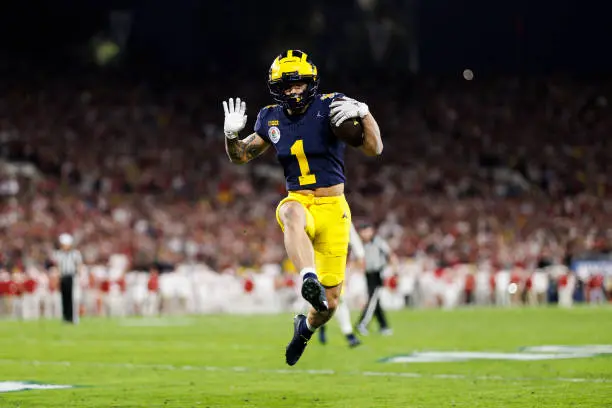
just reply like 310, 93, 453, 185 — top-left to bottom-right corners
420, 0, 612, 73
0, 0, 610, 74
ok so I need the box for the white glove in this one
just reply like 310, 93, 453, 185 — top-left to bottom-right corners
222, 97, 247, 139
329, 97, 369, 127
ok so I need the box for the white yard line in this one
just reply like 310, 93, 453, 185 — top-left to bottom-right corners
0, 359, 609, 384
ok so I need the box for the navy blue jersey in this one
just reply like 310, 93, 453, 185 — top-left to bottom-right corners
254, 92, 346, 191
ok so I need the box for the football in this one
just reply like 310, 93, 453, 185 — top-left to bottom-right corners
330, 98, 364, 147
332, 117, 364, 147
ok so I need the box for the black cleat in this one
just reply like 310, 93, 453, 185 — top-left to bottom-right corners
301, 277, 328, 312
285, 314, 310, 366
348, 336, 362, 348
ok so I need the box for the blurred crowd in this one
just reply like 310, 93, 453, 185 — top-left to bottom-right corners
1, 74, 612, 304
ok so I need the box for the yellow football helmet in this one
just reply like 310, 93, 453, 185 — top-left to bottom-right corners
268, 50, 319, 110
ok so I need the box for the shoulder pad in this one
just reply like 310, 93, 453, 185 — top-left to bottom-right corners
263, 104, 278, 110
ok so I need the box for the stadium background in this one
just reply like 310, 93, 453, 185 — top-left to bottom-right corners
0, 1, 611, 407
1, 0, 611, 317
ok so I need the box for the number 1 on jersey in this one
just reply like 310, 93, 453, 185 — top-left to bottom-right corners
290, 139, 317, 186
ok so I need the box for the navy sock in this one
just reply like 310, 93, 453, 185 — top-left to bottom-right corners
302, 272, 318, 282
318, 326, 326, 342
299, 318, 313, 340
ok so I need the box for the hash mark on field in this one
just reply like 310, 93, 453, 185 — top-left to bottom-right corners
0, 359, 609, 384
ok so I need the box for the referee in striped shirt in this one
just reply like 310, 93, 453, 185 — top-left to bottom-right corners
52, 234, 83, 324
356, 223, 395, 336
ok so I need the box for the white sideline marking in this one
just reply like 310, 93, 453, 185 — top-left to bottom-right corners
0, 359, 609, 384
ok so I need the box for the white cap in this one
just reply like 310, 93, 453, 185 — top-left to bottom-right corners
59, 233, 74, 246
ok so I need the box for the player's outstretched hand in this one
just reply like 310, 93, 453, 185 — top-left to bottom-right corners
330, 97, 369, 127
222, 97, 247, 139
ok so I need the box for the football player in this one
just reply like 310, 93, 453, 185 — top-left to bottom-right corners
222, 49, 383, 366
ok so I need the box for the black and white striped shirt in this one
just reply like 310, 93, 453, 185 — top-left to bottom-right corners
53, 249, 83, 276
364, 236, 391, 273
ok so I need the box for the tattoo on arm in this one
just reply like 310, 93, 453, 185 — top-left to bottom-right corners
225, 136, 247, 163
244, 135, 262, 161
225, 133, 269, 163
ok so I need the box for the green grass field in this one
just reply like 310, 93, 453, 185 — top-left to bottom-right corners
1, 307, 611, 407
